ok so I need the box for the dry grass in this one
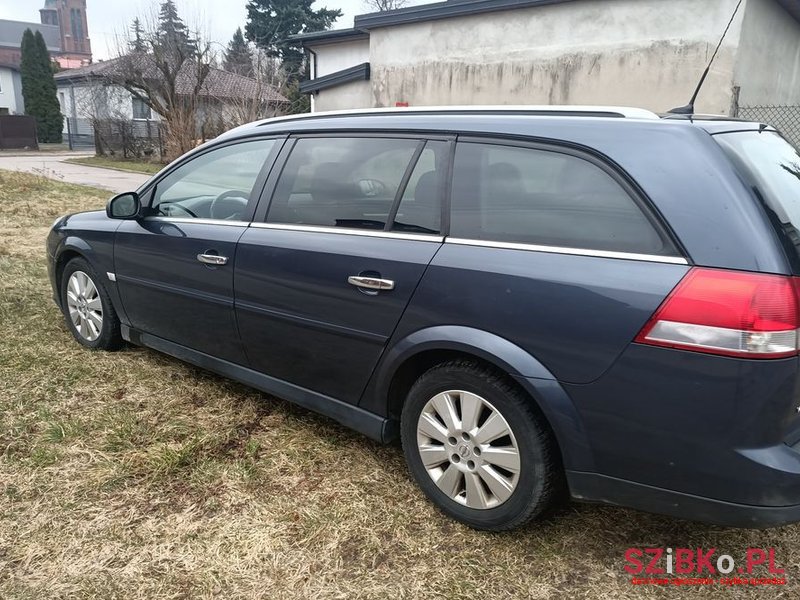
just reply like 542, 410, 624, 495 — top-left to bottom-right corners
0, 168, 798, 599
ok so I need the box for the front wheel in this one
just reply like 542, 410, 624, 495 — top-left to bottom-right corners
400, 360, 562, 531
60, 257, 123, 351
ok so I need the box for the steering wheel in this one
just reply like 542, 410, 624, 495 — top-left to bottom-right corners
159, 202, 198, 218
358, 178, 388, 197
210, 190, 250, 220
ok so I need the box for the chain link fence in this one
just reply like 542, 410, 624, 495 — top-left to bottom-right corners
94, 118, 164, 160
737, 105, 800, 148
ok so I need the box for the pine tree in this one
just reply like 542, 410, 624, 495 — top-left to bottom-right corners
245, 0, 341, 78
20, 29, 63, 143
157, 0, 197, 56
224, 28, 253, 77
129, 18, 146, 52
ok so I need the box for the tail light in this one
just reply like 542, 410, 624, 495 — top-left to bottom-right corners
635, 268, 800, 358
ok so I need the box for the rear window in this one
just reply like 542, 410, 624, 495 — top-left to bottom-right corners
716, 131, 800, 272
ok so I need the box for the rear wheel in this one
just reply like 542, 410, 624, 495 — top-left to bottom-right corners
401, 360, 562, 530
60, 258, 122, 351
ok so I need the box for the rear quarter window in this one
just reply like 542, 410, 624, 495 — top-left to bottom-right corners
715, 130, 800, 273
449, 141, 677, 256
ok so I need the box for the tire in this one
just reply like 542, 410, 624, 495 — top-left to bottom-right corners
400, 360, 562, 531
60, 257, 123, 351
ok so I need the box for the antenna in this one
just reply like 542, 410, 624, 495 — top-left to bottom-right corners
668, 0, 744, 115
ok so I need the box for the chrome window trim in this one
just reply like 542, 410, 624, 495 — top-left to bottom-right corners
144, 216, 249, 228
445, 238, 689, 265
250, 222, 444, 242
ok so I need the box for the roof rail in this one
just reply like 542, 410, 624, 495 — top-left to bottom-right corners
250, 105, 660, 130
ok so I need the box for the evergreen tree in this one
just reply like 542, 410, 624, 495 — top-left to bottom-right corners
245, 0, 341, 78
20, 29, 63, 143
224, 27, 253, 77
129, 17, 146, 52
157, 0, 197, 56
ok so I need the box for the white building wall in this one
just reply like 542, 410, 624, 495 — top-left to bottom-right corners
0, 67, 23, 114
309, 38, 372, 111
57, 82, 145, 121
314, 38, 370, 77
734, 0, 800, 106
314, 80, 372, 112
368, 0, 745, 114
56, 81, 161, 135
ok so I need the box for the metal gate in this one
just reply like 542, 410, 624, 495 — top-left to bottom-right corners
65, 117, 95, 150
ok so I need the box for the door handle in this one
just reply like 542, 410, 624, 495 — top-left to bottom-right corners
347, 275, 395, 291
197, 253, 228, 266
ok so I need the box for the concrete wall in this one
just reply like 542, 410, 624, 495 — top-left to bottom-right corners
309, 38, 372, 111
369, 0, 744, 114
313, 38, 369, 77
0, 67, 23, 114
314, 80, 372, 112
734, 0, 800, 106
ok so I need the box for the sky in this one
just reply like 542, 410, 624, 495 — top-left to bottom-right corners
0, 0, 427, 61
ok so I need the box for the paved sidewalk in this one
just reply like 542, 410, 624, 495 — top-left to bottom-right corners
0, 152, 151, 194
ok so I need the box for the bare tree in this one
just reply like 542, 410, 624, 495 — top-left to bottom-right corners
112, 8, 213, 160
71, 83, 149, 157
215, 48, 289, 129
363, 0, 409, 11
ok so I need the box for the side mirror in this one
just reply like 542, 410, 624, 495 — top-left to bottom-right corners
107, 192, 141, 220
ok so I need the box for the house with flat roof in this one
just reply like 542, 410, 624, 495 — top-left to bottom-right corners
294, 0, 800, 116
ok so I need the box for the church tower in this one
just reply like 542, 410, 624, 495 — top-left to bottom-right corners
40, 0, 92, 64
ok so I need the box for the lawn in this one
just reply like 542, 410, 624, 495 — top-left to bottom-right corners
0, 168, 797, 599
63, 155, 164, 175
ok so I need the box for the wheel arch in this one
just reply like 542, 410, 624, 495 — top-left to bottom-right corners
364, 326, 595, 471
53, 238, 128, 325
53, 240, 92, 305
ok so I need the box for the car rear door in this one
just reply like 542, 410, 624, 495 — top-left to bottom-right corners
114, 137, 283, 364
393, 136, 690, 384
234, 134, 451, 404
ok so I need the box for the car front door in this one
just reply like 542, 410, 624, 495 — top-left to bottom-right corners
234, 135, 451, 404
114, 137, 283, 363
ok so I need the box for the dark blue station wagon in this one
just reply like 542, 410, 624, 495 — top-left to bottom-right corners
47, 106, 800, 530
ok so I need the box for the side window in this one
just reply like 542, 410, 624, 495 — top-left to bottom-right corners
132, 97, 151, 120
267, 137, 421, 230
392, 140, 448, 234
450, 142, 674, 255
152, 139, 276, 220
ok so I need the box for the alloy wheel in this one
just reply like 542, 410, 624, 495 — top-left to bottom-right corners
416, 390, 521, 509
66, 270, 103, 342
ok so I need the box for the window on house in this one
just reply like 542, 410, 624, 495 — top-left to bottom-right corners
132, 97, 151, 120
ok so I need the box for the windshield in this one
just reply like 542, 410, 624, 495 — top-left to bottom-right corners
716, 130, 800, 272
